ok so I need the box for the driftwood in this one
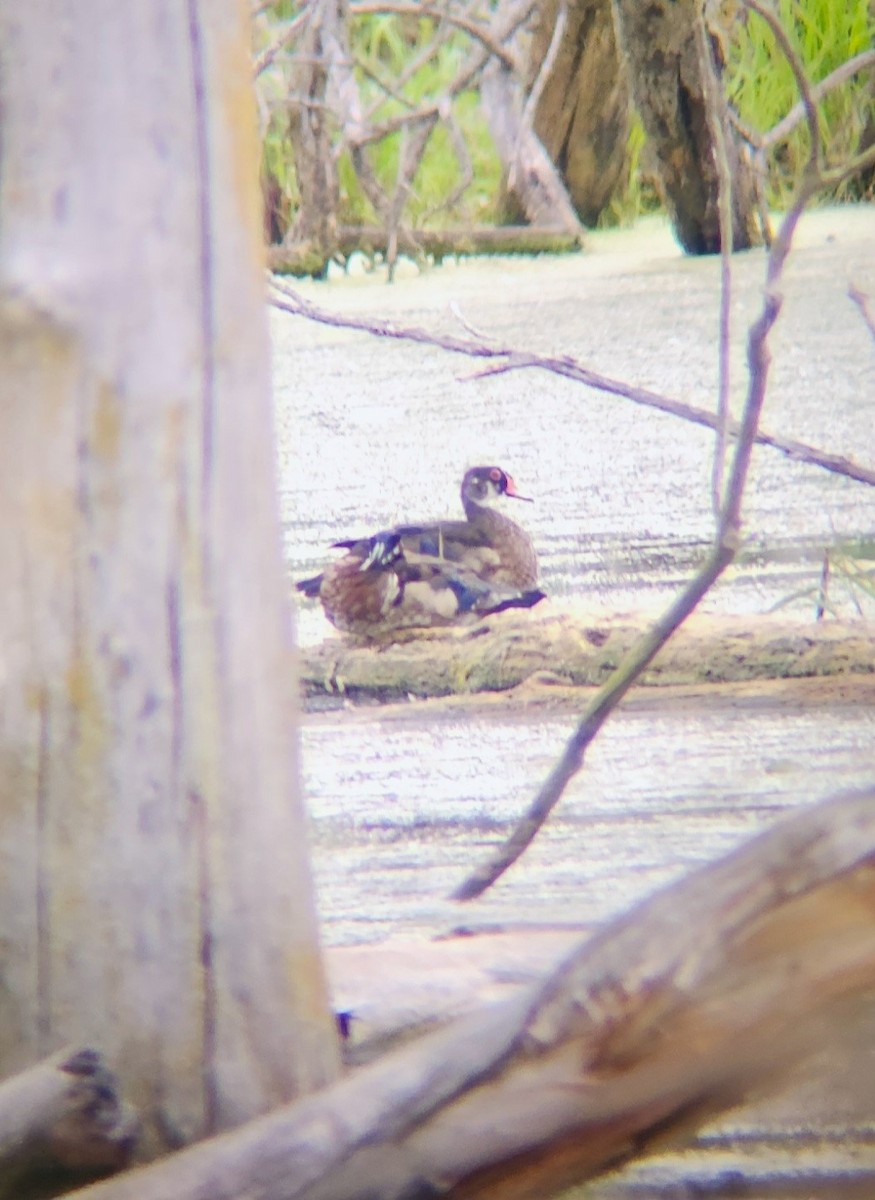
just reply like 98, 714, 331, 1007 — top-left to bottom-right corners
0, 1048, 137, 1199
298, 612, 875, 705
266, 225, 582, 272
71, 792, 875, 1200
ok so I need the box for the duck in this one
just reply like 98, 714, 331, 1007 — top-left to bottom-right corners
339, 466, 539, 590
296, 470, 545, 639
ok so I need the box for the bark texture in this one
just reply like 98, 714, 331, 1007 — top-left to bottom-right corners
286, 0, 346, 272
612, 0, 761, 252
529, 0, 631, 225
0, 1049, 137, 1199
0, 0, 339, 1158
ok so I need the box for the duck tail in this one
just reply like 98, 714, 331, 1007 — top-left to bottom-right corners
296, 574, 324, 598
480, 588, 546, 616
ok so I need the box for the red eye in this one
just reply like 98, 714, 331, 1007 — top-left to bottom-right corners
489, 468, 502, 482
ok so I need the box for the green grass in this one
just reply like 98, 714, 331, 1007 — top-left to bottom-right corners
724, 0, 875, 205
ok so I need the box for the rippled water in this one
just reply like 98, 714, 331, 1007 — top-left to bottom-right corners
302, 698, 875, 947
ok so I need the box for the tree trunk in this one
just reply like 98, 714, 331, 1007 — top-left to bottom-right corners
0, 0, 339, 1161
529, 0, 631, 226
480, 60, 585, 237
286, 0, 346, 273
612, 0, 761, 253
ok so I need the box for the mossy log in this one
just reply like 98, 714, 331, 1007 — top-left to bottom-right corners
267, 225, 583, 274
299, 611, 875, 707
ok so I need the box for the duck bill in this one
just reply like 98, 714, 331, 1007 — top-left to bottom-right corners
504, 475, 533, 502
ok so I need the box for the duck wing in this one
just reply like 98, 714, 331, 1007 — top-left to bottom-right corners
395, 522, 507, 583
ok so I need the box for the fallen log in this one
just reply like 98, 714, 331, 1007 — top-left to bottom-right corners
69, 791, 875, 1200
0, 1048, 137, 1199
267, 226, 583, 273
299, 610, 875, 706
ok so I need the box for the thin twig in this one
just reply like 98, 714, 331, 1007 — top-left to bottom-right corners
743, 0, 821, 176
349, 1, 518, 70
450, 6, 835, 901
694, 12, 733, 517
420, 108, 475, 220
253, 9, 312, 77
761, 48, 875, 152
451, 180, 815, 902
348, 0, 536, 145
268, 280, 875, 488
520, 0, 565, 133
849, 283, 875, 345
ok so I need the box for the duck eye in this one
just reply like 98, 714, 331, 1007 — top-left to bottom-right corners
489, 468, 502, 483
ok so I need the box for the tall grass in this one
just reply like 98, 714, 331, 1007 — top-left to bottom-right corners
724, 0, 875, 205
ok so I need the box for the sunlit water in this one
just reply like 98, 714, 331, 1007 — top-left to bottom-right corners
274, 208, 875, 649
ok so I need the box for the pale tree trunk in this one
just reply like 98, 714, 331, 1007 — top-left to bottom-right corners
0, 0, 340, 1167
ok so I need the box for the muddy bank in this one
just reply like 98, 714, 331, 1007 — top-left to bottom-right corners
299, 609, 873, 709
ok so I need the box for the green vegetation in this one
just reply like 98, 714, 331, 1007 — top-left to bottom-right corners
770, 538, 875, 620
724, 0, 874, 206
339, 13, 503, 227
258, 0, 874, 242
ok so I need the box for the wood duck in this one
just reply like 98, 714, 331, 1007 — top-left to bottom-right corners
401, 465, 538, 589
297, 521, 545, 640
339, 466, 539, 590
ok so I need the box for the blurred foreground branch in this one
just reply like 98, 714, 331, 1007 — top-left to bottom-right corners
68, 791, 875, 1200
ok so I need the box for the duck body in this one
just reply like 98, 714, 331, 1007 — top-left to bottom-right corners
298, 529, 544, 639
399, 465, 538, 589
296, 467, 544, 639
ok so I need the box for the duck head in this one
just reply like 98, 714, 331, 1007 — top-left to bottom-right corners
461, 466, 533, 511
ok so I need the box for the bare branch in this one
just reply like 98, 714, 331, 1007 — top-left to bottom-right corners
61, 792, 875, 1200
253, 9, 311, 77
761, 48, 875, 152
693, 13, 733, 516
349, 0, 536, 145
420, 108, 475, 220
520, 0, 565, 132
269, 279, 875, 488
849, 282, 875, 344
348, 1, 518, 70
452, 176, 816, 900
742, 0, 822, 174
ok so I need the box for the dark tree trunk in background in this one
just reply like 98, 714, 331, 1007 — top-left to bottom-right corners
612, 0, 761, 253
529, 0, 631, 226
